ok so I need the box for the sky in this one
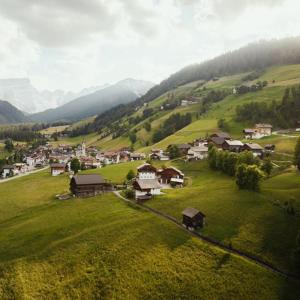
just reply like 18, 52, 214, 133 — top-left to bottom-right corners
0, 0, 300, 92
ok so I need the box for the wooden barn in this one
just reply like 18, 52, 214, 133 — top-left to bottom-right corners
158, 167, 184, 186
182, 207, 205, 229
70, 174, 112, 197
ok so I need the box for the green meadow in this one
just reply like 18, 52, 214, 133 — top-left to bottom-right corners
146, 160, 300, 277
1, 169, 300, 298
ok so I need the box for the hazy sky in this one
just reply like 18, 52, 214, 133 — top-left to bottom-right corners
0, 0, 300, 92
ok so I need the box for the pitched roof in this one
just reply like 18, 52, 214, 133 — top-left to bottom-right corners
189, 145, 208, 152
50, 163, 66, 168
255, 123, 272, 128
137, 163, 156, 172
243, 128, 255, 133
210, 137, 226, 145
182, 207, 205, 218
224, 140, 244, 146
210, 132, 231, 139
2, 165, 15, 169
72, 174, 105, 185
163, 166, 185, 177
244, 143, 263, 150
135, 179, 162, 189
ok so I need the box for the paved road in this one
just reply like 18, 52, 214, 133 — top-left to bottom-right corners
0, 166, 49, 184
113, 191, 300, 282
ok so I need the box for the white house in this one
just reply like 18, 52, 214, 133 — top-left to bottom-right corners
137, 163, 157, 180
1, 165, 15, 178
187, 145, 208, 160
133, 163, 162, 200
50, 163, 66, 176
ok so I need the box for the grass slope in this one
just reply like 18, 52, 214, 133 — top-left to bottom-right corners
0, 169, 299, 298
146, 160, 300, 276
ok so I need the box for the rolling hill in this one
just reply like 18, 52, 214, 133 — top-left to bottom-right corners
31, 79, 154, 123
64, 37, 300, 153
0, 100, 29, 124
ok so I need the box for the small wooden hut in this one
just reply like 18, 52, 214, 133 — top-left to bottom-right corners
182, 207, 205, 229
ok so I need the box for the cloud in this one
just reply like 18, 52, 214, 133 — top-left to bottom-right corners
0, 0, 119, 47
0, 0, 299, 92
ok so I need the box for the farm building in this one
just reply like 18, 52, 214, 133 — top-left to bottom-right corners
210, 137, 227, 148
1, 165, 15, 178
50, 163, 66, 176
70, 174, 112, 197
243, 129, 255, 139
187, 145, 208, 160
182, 208, 206, 229
137, 163, 157, 179
133, 179, 162, 200
222, 140, 244, 152
158, 167, 184, 186
210, 132, 231, 140
242, 143, 264, 157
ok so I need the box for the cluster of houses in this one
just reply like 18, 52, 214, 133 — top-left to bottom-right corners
132, 163, 185, 202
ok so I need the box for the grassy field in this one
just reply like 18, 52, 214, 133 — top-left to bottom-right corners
1, 170, 300, 298
40, 125, 69, 135
50, 132, 100, 147
84, 160, 144, 184
146, 160, 300, 277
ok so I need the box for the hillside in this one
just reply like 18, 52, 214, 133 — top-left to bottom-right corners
66, 38, 300, 152
74, 64, 300, 154
0, 100, 29, 124
31, 79, 154, 123
0, 168, 299, 298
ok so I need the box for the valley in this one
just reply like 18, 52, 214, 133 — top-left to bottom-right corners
1, 38, 300, 299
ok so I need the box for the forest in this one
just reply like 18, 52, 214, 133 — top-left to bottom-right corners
235, 86, 300, 128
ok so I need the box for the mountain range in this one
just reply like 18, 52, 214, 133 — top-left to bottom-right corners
31, 79, 154, 123
0, 100, 29, 124
0, 78, 110, 114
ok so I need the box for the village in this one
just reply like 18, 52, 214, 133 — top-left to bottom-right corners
0, 122, 277, 230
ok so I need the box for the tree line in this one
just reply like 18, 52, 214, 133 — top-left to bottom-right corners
208, 146, 272, 191
152, 113, 192, 143
235, 86, 300, 128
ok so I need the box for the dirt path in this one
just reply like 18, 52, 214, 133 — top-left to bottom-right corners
0, 166, 49, 184
113, 191, 300, 282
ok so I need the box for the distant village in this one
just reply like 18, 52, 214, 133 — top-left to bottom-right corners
1, 122, 276, 217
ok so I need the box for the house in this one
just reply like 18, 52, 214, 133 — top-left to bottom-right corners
14, 163, 28, 174
210, 137, 226, 148
210, 132, 231, 140
1, 165, 15, 178
133, 179, 162, 201
158, 167, 184, 186
50, 163, 66, 176
222, 140, 244, 152
130, 153, 146, 161
187, 145, 208, 160
242, 143, 264, 158
80, 157, 101, 169
137, 163, 157, 179
133, 163, 161, 200
254, 124, 272, 138
70, 174, 112, 197
264, 144, 276, 153
243, 124, 272, 139
98, 152, 120, 165
182, 208, 206, 229
149, 150, 170, 161
181, 99, 197, 106
243, 129, 255, 139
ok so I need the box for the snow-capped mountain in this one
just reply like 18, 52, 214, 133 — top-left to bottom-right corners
0, 78, 110, 114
